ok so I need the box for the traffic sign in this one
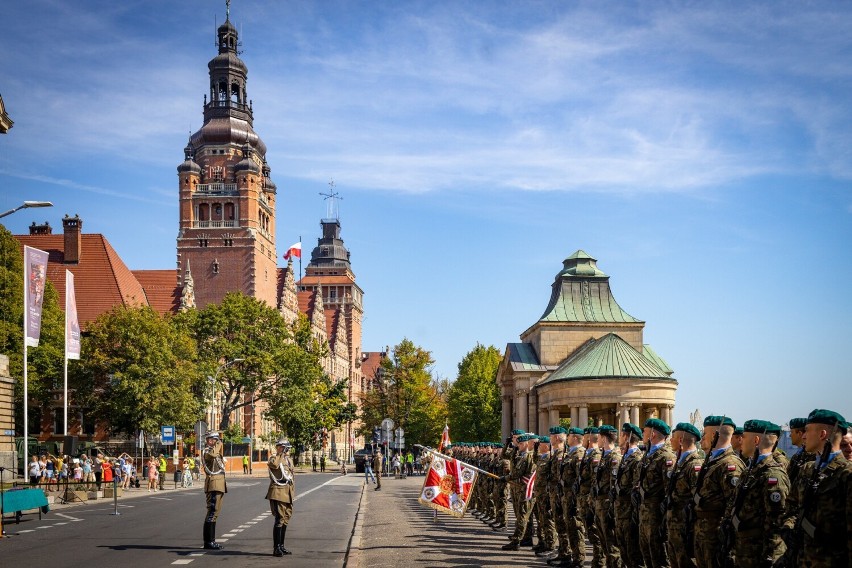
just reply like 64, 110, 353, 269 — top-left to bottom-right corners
161, 425, 175, 444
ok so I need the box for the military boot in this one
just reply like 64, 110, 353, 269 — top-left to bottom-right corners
277, 525, 292, 555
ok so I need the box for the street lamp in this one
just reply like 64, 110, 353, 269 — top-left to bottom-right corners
206, 358, 245, 431
0, 200, 53, 219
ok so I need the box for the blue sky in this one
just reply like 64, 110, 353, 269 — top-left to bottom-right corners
1, 1, 850, 426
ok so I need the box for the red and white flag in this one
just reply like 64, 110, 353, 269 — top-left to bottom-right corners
65, 271, 81, 360
283, 242, 302, 260
438, 424, 450, 452
418, 455, 478, 517
524, 470, 536, 501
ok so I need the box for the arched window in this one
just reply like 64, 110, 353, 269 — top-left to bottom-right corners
218, 81, 227, 103
224, 202, 235, 220
198, 203, 209, 221
213, 203, 222, 220
231, 82, 241, 104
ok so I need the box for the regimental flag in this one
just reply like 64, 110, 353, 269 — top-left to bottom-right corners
438, 424, 450, 452
524, 470, 536, 501
65, 271, 81, 360
418, 456, 478, 518
283, 242, 302, 260
24, 246, 49, 347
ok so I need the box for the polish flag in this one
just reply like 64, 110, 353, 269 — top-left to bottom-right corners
283, 242, 302, 260
439, 424, 450, 452
524, 470, 536, 501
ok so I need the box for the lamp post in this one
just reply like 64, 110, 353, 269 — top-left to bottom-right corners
0, 200, 53, 219
205, 358, 244, 431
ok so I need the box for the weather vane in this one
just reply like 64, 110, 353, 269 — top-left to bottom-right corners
319, 179, 342, 220
225, 0, 231, 20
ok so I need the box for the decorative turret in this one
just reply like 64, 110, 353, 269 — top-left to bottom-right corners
177, 139, 202, 175
234, 143, 261, 173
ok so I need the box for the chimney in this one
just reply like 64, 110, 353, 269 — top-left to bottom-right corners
29, 221, 52, 235
63, 214, 82, 264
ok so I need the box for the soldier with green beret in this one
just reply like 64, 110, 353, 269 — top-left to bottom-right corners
502, 434, 537, 550
666, 422, 702, 568
638, 418, 675, 568
593, 425, 622, 568
552, 426, 587, 567
614, 422, 644, 568
578, 426, 604, 567
732, 426, 744, 459
787, 417, 815, 490
692, 415, 743, 568
785, 409, 852, 567
721, 420, 791, 567
533, 435, 557, 556
546, 426, 571, 565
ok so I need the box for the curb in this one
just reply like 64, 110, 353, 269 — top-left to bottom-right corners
343, 481, 367, 568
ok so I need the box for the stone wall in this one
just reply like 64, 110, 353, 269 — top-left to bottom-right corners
0, 354, 16, 471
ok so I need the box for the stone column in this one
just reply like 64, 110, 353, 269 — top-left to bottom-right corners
618, 403, 629, 426
517, 391, 528, 433
578, 404, 588, 429
646, 407, 657, 421
549, 407, 561, 428
630, 404, 640, 425
570, 406, 579, 428
664, 404, 674, 425
539, 408, 550, 435
529, 391, 538, 434
501, 396, 512, 440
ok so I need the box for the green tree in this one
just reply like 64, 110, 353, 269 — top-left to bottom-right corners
447, 343, 503, 442
0, 226, 65, 434
71, 305, 201, 435
358, 338, 446, 447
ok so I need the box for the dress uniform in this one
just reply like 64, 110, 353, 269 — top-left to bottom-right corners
638, 418, 675, 568
202, 431, 227, 550
667, 423, 703, 568
614, 423, 644, 568
266, 438, 295, 556
592, 425, 622, 568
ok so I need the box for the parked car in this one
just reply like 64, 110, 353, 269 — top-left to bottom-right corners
353, 447, 373, 473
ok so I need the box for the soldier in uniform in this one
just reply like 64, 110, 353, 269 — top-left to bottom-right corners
502, 433, 537, 550
787, 417, 814, 489
722, 420, 790, 567
638, 418, 675, 568
785, 409, 851, 567
731, 427, 744, 459
266, 438, 295, 556
533, 435, 557, 556
552, 427, 587, 568
613, 423, 644, 568
373, 450, 383, 491
546, 426, 570, 565
202, 430, 227, 550
491, 441, 511, 530
593, 425, 622, 568
667, 423, 703, 568
692, 416, 743, 568
578, 427, 604, 568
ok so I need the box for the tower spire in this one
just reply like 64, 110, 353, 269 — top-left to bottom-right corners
226, 0, 231, 21
319, 179, 342, 221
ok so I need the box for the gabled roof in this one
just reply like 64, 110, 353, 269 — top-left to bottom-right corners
15, 234, 147, 327
540, 333, 671, 385
506, 343, 555, 373
133, 269, 181, 316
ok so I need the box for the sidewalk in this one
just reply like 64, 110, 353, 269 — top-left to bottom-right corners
350, 474, 589, 568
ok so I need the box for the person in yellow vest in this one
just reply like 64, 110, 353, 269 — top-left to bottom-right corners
243, 454, 249, 474
158, 453, 167, 490
267, 438, 295, 556
202, 431, 227, 550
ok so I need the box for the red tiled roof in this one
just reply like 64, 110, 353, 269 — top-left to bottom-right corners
15, 234, 147, 327
297, 290, 314, 316
133, 269, 180, 316
360, 352, 385, 380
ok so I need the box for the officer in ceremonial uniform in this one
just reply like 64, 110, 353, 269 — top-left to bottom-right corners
667, 422, 703, 568
723, 420, 790, 567
785, 409, 852, 567
578, 427, 604, 568
502, 433, 537, 550
202, 430, 227, 550
266, 438, 295, 556
613, 423, 644, 568
593, 425, 622, 568
638, 418, 675, 568
553, 426, 586, 568
692, 415, 743, 568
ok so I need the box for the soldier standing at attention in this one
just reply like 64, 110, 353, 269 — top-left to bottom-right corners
491, 440, 512, 530
666, 423, 702, 568
785, 409, 851, 567
502, 434, 537, 550
552, 427, 587, 567
692, 416, 743, 568
267, 438, 295, 556
546, 426, 571, 566
373, 450, 383, 491
638, 418, 675, 568
533, 435, 557, 556
723, 420, 791, 567
593, 425, 622, 568
613, 423, 644, 568
202, 431, 227, 550
731, 427, 744, 459
786, 417, 814, 489
578, 427, 604, 568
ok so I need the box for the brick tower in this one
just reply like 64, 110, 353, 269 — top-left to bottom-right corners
176, 8, 278, 309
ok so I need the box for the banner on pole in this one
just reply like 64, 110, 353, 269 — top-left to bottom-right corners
24, 246, 49, 347
418, 455, 478, 518
65, 270, 81, 359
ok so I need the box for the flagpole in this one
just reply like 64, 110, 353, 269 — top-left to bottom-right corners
23, 263, 28, 480
298, 235, 302, 280
415, 445, 500, 479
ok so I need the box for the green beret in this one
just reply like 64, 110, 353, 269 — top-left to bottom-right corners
538, 435, 551, 444
549, 426, 568, 435
766, 423, 782, 436
703, 415, 735, 428
511, 429, 525, 436
568, 427, 585, 436
645, 418, 671, 436
583, 427, 599, 434
733, 427, 744, 436
599, 425, 618, 437
807, 409, 847, 428
674, 422, 701, 439
789, 418, 808, 430
622, 423, 642, 439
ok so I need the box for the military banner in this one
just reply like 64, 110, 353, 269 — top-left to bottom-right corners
24, 245, 49, 347
65, 270, 81, 359
418, 455, 478, 518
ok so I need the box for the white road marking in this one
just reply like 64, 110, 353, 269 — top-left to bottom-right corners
189, 553, 205, 556
54, 522, 68, 525
222, 533, 236, 537
217, 538, 229, 542
150, 497, 172, 500
18, 529, 34, 533
35, 526, 51, 529
56, 513, 82, 521
238, 524, 250, 528
293, 476, 339, 502
231, 528, 243, 532
171, 560, 194, 565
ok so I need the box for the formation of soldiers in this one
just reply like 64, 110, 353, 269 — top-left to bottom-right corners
446, 408, 850, 567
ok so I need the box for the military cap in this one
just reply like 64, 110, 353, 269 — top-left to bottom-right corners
538, 435, 551, 444
205, 430, 221, 440
549, 425, 568, 435
520, 434, 538, 442
275, 438, 292, 450
789, 417, 808, 430
584, 426, 600, 434
807, 409, 847, 430
645, 418, 671, 436
568, 427, 585, 436
599, 425, 618, 438
703, 415, 735, 428
622, 423, 642, 439
511, 429, 525, 436
743, 419, 779, 434
674, 422, 701, 439
733, 427, 744, 436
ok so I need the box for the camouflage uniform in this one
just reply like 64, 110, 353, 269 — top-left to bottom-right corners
727, 453, 791, 568
548, 446, 571, 561
534, 448, 557, 551
560, 446, 587, 563
579, 446, 604, 567
594, 447, 623, 568
506, 448, 536, 546
638, 443, 675, 568
492, 450, 510, 527
614, 446, 644, 568
786, 447, 815, 490
693, 446, 744, 568
667, 450, 702, 568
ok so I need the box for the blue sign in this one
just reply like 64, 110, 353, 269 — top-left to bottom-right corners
161, 425, 175, 444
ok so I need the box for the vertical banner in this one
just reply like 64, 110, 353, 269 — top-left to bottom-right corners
65, 270, 81, 359
24, 245, 49, 347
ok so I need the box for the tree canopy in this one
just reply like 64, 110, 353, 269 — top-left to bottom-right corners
447, 343, 503, 442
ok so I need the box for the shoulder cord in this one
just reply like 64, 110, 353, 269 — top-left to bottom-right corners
269, 457, 293, 486
202, 446, 225, 475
